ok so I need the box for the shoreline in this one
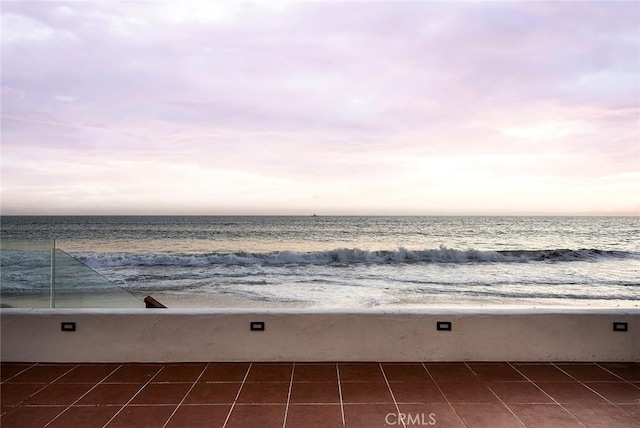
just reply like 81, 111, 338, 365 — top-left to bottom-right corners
2, 290, 637, 310
140, 292, 640, 309
129, 289, 640, 309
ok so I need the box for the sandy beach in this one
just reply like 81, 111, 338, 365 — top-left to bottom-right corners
0, 291, 314, 309
2, 290, 638, 310
151, 293, 633, 309
131, 291, 315, 309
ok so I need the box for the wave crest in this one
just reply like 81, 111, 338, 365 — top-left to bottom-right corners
72, 246, 636, 268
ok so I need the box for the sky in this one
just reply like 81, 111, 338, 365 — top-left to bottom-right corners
1, 1, 639, 216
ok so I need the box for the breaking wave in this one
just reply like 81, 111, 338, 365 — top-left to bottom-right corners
72, 246, 637, 269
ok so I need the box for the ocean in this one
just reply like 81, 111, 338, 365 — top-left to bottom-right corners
1, 216, 639, 308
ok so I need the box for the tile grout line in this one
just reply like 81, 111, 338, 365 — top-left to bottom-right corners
553, 363, 618, 401
552, 362, 639, 417
464, 359, 530, 421
465, 362, 553, 427
282, 363, 295, 428
2, 362, 73, 410
478, 370, 528, 427
221, 363, 252, 428
508, 363, 587, 427
465, 359, 529, 422
20, 363, 80, 427
39, 362, 77, 384
162, 363, 210, 428
0, 362, 38, 383
43, 363, 124, 428
421, 363, 468, 428
592, 362, 628, 382
101, 364, 165, 428
463, 362, 478, 377
379, 363, 406, 428
593, 361, 640, 393
335, 363, 346, 427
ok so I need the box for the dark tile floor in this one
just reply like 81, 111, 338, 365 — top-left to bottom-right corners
1, 362, 638, 427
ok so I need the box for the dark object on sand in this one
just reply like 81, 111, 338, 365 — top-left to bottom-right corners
144, 295, 167, 308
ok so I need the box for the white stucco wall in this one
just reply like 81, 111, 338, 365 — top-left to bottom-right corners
1, 308, 638, 362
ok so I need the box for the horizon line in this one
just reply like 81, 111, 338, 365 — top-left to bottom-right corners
1, 212, 639, 217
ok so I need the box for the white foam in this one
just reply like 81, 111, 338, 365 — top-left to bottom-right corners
71, 245, 637, 268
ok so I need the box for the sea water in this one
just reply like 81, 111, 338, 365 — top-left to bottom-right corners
1, 216, 638, 307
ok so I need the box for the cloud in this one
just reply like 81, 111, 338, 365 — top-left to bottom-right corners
1, 1, 638, 214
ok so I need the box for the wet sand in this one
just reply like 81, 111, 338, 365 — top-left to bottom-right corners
2, 290, 637, 310
129, 291, 638, 310
131, 291, 314, 309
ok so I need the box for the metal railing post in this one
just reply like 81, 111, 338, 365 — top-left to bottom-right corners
50, 239, 56, 308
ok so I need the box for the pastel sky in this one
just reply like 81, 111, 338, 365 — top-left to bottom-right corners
1, 1, 639, 215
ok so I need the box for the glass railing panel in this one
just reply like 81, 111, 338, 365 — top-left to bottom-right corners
0, 240, 143, 308
52, 249, 143, 308
0, 240, 53, 308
